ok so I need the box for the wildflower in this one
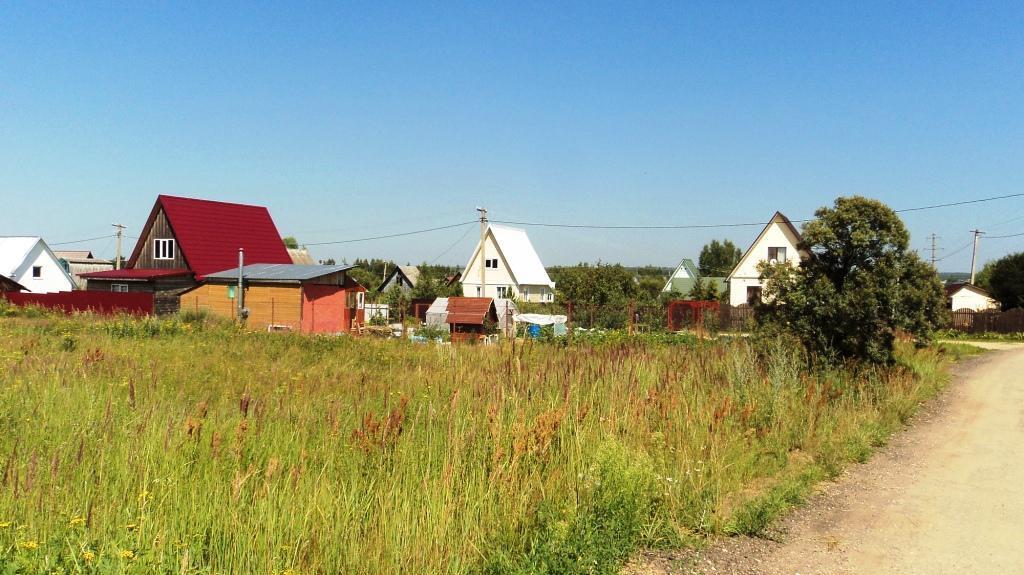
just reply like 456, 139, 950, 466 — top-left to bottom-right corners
0, 521, 11, 528
83, 550, 96, 562
18, 540, 39, 550
138, 489, 150, 503
69, 516, 86, 527
119, 549, 135, 560
126, 523, 139, 531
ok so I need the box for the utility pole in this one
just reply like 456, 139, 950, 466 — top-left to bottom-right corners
112, 223, 126, 270
970, 229, 984, 285
237, 248, 246, 323
927, 233, 940, 268
476, 207, 488, 298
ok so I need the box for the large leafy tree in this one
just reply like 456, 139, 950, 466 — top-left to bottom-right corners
985, 252, 1024, 309
758, 196, 946, 364
698, 239, 742, 276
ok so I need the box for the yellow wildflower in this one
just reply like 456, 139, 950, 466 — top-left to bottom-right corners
125, 523, 138, 531
138, 489, 150, 503
0, 521, 11, 528
83, 550, 96, 562
17, 540, 39, 550
69, 516, 86, 527
119, 549, 135, 560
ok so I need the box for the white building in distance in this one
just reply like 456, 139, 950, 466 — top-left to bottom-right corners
462, 224, 555, 303
0, 236, 77, 293
727, 212, 807, 306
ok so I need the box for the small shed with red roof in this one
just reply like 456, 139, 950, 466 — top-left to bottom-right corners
82, 195, 293, 314
446, 297, 498, 343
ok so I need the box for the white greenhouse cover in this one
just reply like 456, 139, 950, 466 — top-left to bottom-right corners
513, 313, 567, 326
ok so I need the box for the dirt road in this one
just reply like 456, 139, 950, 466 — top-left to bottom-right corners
630, 344, 1024, 575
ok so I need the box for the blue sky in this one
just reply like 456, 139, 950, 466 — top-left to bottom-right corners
2, 2, 1022, 272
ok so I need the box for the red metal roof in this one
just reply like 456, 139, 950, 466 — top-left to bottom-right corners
80, 268, 192, 280
446, 297, 497, 325
127, 195, 292, 279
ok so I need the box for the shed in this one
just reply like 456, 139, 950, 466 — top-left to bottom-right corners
425, 297, 449, 331
180, 263, 366, 334
446, 297, 498, 343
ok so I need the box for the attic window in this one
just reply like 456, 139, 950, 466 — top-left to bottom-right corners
32, 266, 42, 278
767, 247, 786, 263
484, 258, 498, 269
154, 239, 175, 260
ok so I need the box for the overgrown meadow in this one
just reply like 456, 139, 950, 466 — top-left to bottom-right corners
0, 312, 960, 574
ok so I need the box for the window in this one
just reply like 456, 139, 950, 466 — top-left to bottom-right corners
111, 284, 128, 293
484, 258, 498, 269
356, 291, 365, 309
746, 286, 763, 304
154, 239, 175, 260
522, 287, 530, 298
32, 266, 42, 278
767, 247, 787, 263
497, 286, 508, 298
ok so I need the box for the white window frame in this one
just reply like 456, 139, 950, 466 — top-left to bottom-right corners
497, 286, 508, 298
767, 246, 787, 263
154, 238, 176, 260
111, 284, 129, 293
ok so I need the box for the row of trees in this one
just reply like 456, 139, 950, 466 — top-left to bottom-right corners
975, 254, 1024, 310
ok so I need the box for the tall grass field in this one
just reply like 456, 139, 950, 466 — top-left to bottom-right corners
0, 313, 962, 574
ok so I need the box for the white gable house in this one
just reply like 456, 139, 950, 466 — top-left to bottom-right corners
947, 283, 999, 312
462, 224, 555, 303
0, 237, 77, 293
726, 212, 807, 307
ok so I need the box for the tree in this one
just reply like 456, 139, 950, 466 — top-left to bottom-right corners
985, 252, 1024, 309
758, 196, 946, 364
687, 277, 721, 301
282, 236, 299, 249
699, 239, 742, 277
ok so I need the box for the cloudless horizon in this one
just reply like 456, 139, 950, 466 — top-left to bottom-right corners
2, 2, 1023, 272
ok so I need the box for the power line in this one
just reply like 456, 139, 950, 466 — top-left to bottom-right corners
429, 224, 476, 264
49, 234, 116, 246
303, 221, 477, 246
935, 239, 974, 261
986, 231, 1024, 239
489, 192, 1024, 231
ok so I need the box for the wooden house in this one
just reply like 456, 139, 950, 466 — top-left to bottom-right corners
377, 265, 420, 294
0, 274, 26, 292
662, 258, 728, 298
446, 297, 498, 343
54, 251, 114, 289
82, 195, 293, 314
180, 263, 366, 334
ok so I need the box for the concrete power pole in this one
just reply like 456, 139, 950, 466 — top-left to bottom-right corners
969, 229, 984, 285
476, 207, 488, 298
927, 233, 940, 268
237, 248, 246, 323
112, 223, 126, 270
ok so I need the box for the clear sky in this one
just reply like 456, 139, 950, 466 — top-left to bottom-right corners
2, 2, 1022, 272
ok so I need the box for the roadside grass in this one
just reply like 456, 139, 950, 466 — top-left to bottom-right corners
0, 314, 961, 574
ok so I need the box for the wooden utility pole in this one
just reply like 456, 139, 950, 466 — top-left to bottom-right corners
970, 229, 984, 285
112, 223, 126, 270
476, 207, 488, 298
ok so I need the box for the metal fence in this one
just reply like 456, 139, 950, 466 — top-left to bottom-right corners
950, 308, 1024, 334
1, 291, 154, 316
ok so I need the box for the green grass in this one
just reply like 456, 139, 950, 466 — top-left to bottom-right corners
0, 313, 959, 574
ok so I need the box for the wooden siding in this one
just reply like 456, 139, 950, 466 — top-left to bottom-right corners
181, 283, 302, 331
135, 208, 189, 270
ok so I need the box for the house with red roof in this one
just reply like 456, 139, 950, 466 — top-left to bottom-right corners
82, 195, 293, 314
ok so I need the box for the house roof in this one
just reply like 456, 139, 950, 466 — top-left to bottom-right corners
378, 265, 420, 291
203, 263, 355, 283
0, 274, 26, 292
54, 250, 98, 261
81, 268, 193, 280
663, 258, 699, 292
446, 297, 497, 325
287, 248, 315, 265
945, 282, 993, 298
127, 195, 292, 279
666, 276, 729, 297
727, 212, 806, 281
0, 236, 78, 287
465, 224, 554, 287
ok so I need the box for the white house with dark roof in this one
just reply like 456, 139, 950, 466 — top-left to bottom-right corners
462, 224, 555, 303
0, 237, 77, 293
946, 282, 999, 312
377, 265, 421, 294
726, 212, 808, 306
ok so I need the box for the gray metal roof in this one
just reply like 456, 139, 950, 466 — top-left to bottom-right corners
204, 263, 355, 283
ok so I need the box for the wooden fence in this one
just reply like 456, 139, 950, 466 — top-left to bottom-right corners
949, 308, 1024, 334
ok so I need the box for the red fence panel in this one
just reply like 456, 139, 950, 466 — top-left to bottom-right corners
1, 291, 154, 316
